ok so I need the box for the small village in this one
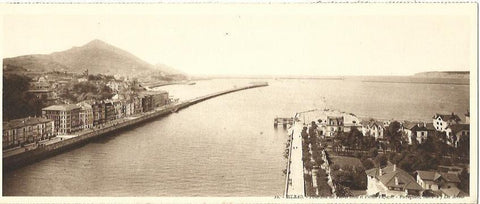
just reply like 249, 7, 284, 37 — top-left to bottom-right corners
283, 109, 470, 198
2, 70, 176, 152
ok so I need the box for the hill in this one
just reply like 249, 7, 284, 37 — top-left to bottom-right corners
3, 39, 184, 78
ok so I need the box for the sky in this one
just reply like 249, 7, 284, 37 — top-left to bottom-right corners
2, 4, 476, 76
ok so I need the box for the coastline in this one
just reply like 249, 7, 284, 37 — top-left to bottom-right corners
3, 82, 268, 172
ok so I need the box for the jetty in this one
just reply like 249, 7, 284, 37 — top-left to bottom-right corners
274, 117, 294, 128
3, 82, 268, 171
284, 113, 306, 198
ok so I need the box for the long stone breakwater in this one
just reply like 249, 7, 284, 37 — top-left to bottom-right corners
3, 82, 268, 172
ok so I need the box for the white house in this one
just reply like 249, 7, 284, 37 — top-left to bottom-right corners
402, 122, 429, 145
324, 116, 344, 137
366, 164, 424, 197
415, 170, 465, 197
444, 124, 469, 147
432, 113, 461, 132
361, 120, 385, 140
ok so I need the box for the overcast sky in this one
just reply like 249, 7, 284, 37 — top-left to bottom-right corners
2, 4, 476, 76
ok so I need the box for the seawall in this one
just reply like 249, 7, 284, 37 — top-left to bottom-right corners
3, 83, 268, 172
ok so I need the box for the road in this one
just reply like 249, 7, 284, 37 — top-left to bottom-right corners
285, 115, 306, 197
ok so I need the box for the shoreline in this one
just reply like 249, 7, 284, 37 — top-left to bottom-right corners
3, 82, 268, 172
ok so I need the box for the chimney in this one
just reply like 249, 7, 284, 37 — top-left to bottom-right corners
394, 176, 399, 185
393, 164, 396, 172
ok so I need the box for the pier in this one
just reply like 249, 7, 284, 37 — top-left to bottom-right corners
3, 82, 268, 171
284, 113, 306, 198
274, 117, 294, 128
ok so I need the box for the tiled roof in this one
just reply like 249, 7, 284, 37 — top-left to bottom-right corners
441, 187, 467, 197
448, 124, 469, 135
361, 119, 383, 128
365, 167, 379, 177
425, 123, 436, 131
437, 165, 464, 174
366, 165, 423, 191
4, 117, 53, 130
416, 170, 460, 183
439, 172, 461, 183
76, 102, 93, 109
42, 104, 80, 111
433, 113, 461, 122
416, 170, 441, 181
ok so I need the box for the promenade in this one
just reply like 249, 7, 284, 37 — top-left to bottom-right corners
3, 82, 268, 171
285, 113, 305, 197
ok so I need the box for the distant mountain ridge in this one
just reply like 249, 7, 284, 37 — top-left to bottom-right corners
414, 71, 469, 79
3, 39, 184, 78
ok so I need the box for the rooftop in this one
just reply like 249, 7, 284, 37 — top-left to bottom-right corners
42, 104, 80, 111
416, 170, 460, 183
433, 113, 461, 122
448, 124, 470, 134
440, 187, 468, 197
366, 164, 423, 191
4, 117, 53, 130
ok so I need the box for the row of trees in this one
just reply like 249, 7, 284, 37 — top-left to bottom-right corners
331, 120, 470, 194
302, 124, 333, 197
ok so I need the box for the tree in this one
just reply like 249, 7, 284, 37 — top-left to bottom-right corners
3, 74, 37, 120
458, 170, 469, 194
374, 154, 388, 167
386, 121, 402, 152
457, 135, 470, 158
368, 147, 378, 158
362, 159, 375, 170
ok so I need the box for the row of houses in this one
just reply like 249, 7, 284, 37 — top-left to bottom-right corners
3, 90, 169, 149
366, 164, 467, 197
319, 112, 470, 148
2, 117, 55, 149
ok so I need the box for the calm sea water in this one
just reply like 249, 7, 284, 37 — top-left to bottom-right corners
3, 78, 469, 196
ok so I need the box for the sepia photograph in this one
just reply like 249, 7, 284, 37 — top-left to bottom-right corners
0, 3, 477, 203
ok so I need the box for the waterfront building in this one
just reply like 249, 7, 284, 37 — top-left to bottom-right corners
104, 100, 116, 122
42, 104, 81, 135
92, 101, 106, 126
140, 94, 154, 112
402, 122, 428, 145
133, 96, 143, 114
324, 116, 344, 137
122, 100, 133, 116
444, 124, 469, 147
366, 164, 424, 197
141, 90, 169, 108
77, 101, 94, 129
2, 117, 55, 149
432, 113, 461, 132
113, 100, 124, 119
361, 120, 385, 140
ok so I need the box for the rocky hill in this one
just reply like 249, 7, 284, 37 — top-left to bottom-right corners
3, 39, 184, 78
